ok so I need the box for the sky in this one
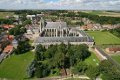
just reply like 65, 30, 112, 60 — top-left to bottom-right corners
0, 0, 120, 10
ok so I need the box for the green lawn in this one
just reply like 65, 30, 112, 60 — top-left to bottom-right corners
0, 51, 34, 79
84, 52, 100, 67
87, 31, 120, 45
112, 55, 120, 64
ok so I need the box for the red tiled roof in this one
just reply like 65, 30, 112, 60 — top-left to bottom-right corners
109, 47, 120, 52
7, 35, 14, 41
3, 45, 13, 53
3, 25, 15, 29
81, 24, 93, 30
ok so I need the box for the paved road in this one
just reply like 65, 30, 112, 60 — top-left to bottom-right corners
39, 75, 90, 80
0, 53, 7, 63
95, 46, 120, 70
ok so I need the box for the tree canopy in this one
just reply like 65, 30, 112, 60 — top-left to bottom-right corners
9, 25, 26, 36
15, 40, 31, 54
99, 60, 120, 80
32, 43, 91, 78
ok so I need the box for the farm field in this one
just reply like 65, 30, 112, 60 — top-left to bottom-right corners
0, 12, 14, 19
83, 11, 120, 17
86, 31, 120, 45
0, 51, 34, 79
112, 55, 120, 64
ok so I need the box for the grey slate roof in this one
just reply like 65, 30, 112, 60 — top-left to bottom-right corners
35, 36, 94, 43
45, 22, 67, 29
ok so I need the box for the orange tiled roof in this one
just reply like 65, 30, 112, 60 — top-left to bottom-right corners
3, 45, 13, 53
81, 24, 93, 30
8, 35, 14, 41
3, 25, 15, 29
109, 47, 120, 52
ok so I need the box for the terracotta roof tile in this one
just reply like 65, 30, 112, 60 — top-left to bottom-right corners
109, 47, 120, 52
3, 25, 15, 29
3, 45, 13, 53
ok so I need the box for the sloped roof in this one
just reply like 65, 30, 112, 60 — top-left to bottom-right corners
108, 47, 120, 52
35, 36, 94, 43
3, 45, 13, 53
3, 25, 15, 29
45, 22, 67, 29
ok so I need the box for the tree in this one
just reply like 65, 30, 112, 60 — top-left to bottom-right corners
0, 18, 14, 25
34, 43, 92, 78
9, 28, 14, 35
15, 40, 31, 54
53, 51, 64, 68
35, 44, 46, 61
72, 62, 88, 74
86, 66, 100, 80
35, 62, 43, 78
76, 22, 84, 26
9, 25, 26, 36
35, 62, 50, 78
109, 28, 120, 38
99, 60, 120, 80
44, 45, 57, 59
27, 60, 36, 78
23, 19, 32, 26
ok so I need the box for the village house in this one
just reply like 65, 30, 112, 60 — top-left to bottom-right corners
7, 35, 14, 41
3, 45, 14, 55
106, 47, 120, 53
12, 39, 18, 49
0, 45, 14, 63
3, 25, 15, 30
80, 24, 94, 30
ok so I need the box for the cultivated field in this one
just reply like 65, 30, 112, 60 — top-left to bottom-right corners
87, 31, 120, 45
0, 51, 34, 79
0, 12, 14, 19
83, 11, 120, 17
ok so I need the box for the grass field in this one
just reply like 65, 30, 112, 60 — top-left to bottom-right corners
112, 55, 120, 64
87, 31, 120, 45
83, 11, 120, 17
84, 52, 100, 67
0, 51, 34, 79
0, 12, 14, 19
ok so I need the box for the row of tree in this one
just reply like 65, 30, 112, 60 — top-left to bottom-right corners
99, 60, 120, 80
109, 28, 120, 38
14, 10, 42, 15
50, 11, 120, 25
0, 18, 14, 25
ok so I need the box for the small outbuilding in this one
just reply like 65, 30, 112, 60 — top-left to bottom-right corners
106, 47, 120, 53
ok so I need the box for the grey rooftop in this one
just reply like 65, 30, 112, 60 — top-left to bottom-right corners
35, 36, 94, 43
45, 22, 67, 29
